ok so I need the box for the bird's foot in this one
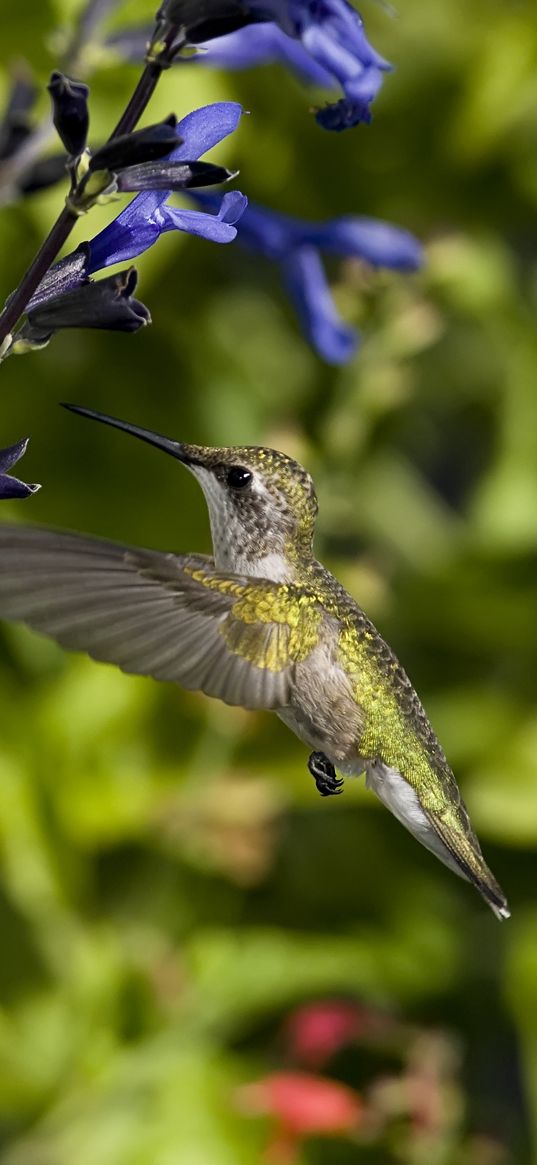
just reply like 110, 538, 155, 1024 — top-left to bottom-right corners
308, 751, 344, 797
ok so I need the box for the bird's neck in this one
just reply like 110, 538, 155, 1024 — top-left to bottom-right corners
214, 536, 315, 585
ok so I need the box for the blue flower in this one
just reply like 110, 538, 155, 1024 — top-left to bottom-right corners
0, 438, 40, 499
200, 1, 391, 130
192, 195, 424, 364
183, 25, 336, 87
109, 3, 390, 130
21, 103, 246, 352
88, 102, 247, 271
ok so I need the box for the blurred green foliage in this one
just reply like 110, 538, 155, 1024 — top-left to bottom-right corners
0, 0, 536, 1161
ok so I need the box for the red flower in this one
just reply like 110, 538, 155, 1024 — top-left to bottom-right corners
283, 1000, 365, 1068
237, 1070, 364, 1160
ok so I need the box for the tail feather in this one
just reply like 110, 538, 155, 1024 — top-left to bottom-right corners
455, 849, 510, 921
366, 763, 510, 920
426, 810, 510, 920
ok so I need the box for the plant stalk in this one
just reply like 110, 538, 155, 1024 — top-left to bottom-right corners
0, 27, 179, 348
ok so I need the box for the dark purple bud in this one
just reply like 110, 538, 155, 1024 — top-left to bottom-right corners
315, 98, 372, 132
0, 66, 37, 161
155, 0, 262, 45
48, 72, 89, 157
18, 153, 68, 196
89, 116, 181, 173
116, 159, 235, 192
28, 245, 90, 312
0, 438, 40, 499
24, 267, 150, 337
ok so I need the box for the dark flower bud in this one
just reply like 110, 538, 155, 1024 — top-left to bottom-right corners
89, 116, 181, 174
48, 72, 89, 157
0, 438, 40, 499
22, 267, 150, 342
0, 66, 37, 161
155, 0, 259, 43
116, 159, 235, 193
28, 244, 90, 313
315, 98, 372, 132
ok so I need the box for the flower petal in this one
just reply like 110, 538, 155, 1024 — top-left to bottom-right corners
292, 0, 391, 69
87, 102, 245, 272
29, 245, 90, 311
88, 187, 247, 269
0, 473, 40, 499
0, 436, 31, 473
169, 101, 244, 164
300, 216, 424, 270
191, 194, 423, 280
301, 22, 373, 86
282, 246, 358, 365
256, 0, 393, 128
88, 207, 161, 270
193, 192, 302, 260
236, 202, 296, 260
161, 191, 248, 242
216, 189, 249, 223
195, 25, 336, 86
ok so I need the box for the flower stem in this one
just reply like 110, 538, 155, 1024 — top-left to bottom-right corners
0, 206, 76, 346
0, 27, 178, 348
110, 24, 183, 138
110, 63, 163, 139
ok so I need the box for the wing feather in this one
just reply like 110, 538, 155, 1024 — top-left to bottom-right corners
0, 524, 321, 711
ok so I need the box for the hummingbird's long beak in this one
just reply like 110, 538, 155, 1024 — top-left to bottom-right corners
62, 403, 203, 466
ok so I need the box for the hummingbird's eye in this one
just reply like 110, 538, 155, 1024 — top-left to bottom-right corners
226, 466, 252, 491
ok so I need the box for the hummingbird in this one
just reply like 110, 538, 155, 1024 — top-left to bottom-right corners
0, 404, 509, 920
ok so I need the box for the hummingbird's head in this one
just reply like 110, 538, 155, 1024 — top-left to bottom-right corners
63, 406, 318, 581
185, 443, 319, 577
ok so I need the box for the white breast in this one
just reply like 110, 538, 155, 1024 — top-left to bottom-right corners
235, 550, 292, 583
365, 760, 467, 880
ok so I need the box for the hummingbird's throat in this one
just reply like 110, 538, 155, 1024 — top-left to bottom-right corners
193, 466, 298, 583
233, 548, 296, 583
213, 517, 296, 582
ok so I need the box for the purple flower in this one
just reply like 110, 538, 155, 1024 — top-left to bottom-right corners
177, 25, 337, 87
196, 0, 391, 130
193, 195, 424, 364
87, 102, 247, 271
109, 2, 390, 130
26, 103, 247, 344
0, 438, 40, 499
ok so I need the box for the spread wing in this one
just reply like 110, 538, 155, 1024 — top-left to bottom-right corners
0, 525, 322, 710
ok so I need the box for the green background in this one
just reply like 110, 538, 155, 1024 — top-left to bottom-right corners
0, 0, 536, 1160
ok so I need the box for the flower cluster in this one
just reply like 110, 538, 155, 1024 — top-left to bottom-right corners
111, 0, 392, 131
87, 103, 247, 269
235, 999, 470, 1162
227, 0, 393, 131
191, 193, 423, 363
7, 102, 247, 356
0, 0, 423, 502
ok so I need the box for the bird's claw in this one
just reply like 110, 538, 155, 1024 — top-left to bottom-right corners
308, 751, 344, 797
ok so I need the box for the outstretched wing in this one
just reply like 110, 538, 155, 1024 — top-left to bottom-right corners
0, 525, 322, 710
